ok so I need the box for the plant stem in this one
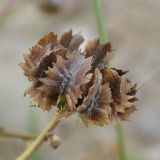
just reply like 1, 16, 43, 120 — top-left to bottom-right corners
92, 0, 127, 160
0, 129, 36, 141
27, 110, 42, 160
116, 124, 127, 160
17, 111, 68, 160
92, 0, 109, 43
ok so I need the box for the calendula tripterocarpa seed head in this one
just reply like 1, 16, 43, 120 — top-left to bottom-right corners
20, 30, 137, 126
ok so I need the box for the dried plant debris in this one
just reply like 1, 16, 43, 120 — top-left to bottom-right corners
36, 0, 60, 14
21, 30, 137, 126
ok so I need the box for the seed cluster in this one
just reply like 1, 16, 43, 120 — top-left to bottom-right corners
21, 30, 137, 126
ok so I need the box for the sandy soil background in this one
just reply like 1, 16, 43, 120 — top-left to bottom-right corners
0, 0, 160, 159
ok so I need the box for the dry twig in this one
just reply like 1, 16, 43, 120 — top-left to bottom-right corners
17, 111, 70, 160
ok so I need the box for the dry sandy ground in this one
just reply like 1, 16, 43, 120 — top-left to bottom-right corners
0, 0, 160, 159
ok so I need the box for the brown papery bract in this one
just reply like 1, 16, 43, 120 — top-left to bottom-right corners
21, 30, 137, 125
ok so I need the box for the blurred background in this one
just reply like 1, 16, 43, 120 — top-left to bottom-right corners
0, 0, 160, 160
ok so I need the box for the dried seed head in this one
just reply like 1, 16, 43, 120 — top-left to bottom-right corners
103, 68, 137, 122
21, 30, 137, 126
78, 68, 137, 126
20, 30, 84, 81
85, 38, 113, 70
21, 31, 86, 111
40, 53, 92, 111
60, 30, 84, 52
20, 32, 67, 80
78, 69, 112, 126
26, 81, 57, 110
